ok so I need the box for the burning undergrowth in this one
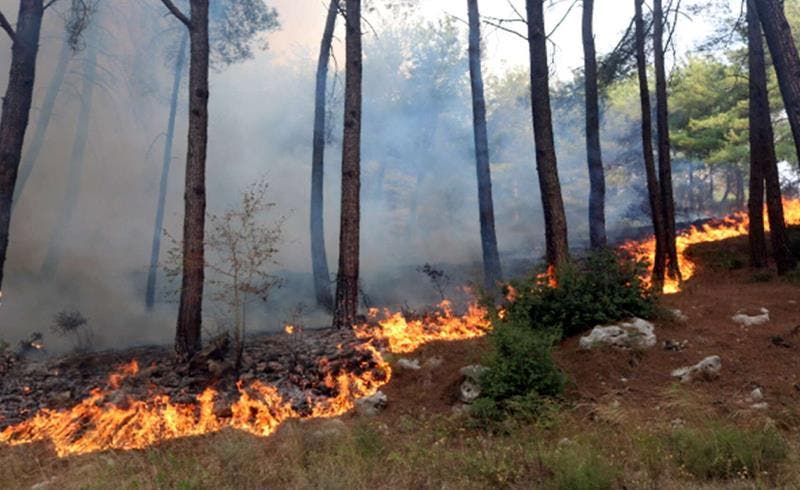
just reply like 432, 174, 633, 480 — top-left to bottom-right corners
0, 301, 490, 457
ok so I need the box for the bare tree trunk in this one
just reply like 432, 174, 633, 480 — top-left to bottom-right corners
13, 34, 70, 205
755, 0, 800, 165
526, 0, 569, 267
734, 166, 745, 210
146, 30, 188, 309
582, 0, 606, 249
467, 0, 502, 290
653, 0, 680, 281
310, 0, 338, 311
171, 0, 209, 359
0, 0, 45, 293
40, 21, 99, 278
332, 0, 362, 329
635, 0, 666, 287
748, 0, 796, 274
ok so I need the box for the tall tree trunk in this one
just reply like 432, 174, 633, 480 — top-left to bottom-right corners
0, 0, 45, 293
582, 0, 606, 249
40, 21, 98, 278
175, 0, 209, 358
14, 34, 70, 205
653, 0, 680, 281
146, 30, 188, 309
526, 0, 569, 267
332, 0, 362, 329
748, 0, 796, 274
734, 166, 744, 210
310, 0, 337, 311
467, 0, 502, 290
755, 0, 800, 165
634, 0, 666, 287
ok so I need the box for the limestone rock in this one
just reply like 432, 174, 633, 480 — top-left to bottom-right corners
670, 309, 688, 322
396, 358, 421, 370
356, 391, 387, 416
579, 318, 656, 350
459, 365, 488, 404
732, 308, 769, 327
671, 355, 722, 383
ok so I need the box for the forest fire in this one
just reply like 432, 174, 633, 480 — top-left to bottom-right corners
622, 199, 800, 293
0, 302, 492, 457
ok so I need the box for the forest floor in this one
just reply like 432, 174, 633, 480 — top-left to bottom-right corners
3, 235, 800, 489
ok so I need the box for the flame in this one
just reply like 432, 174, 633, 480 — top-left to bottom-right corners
354, 300, 491, 354
622, 199, 800, 293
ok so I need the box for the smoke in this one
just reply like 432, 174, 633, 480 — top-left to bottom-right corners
0, 1, 647, 352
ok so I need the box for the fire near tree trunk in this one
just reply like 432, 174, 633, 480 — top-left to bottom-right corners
333, 0, 362, 329
161, 0, 210, 359
526, 0, 569, 268
0, 0, 45, 294
747, 0, 796, 274
310, 0, 338, 311
634, 0, 667, 288
582, 0, 607, 249
146, 31, 188, 309
755, 0, 800, 168
467, 0, 502, 290
653, 0, 680, 281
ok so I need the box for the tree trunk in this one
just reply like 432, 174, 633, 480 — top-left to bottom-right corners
310, 0, 337, 311
582, 0, 606, 249
13, 34, 70, 205
0, 0, 45, 293
146, 30, 188, 309
653, 0, 680, 281
40, 21, 98, 278
175, 0, 209, 359
748, 0, 796, 274
734, 166, 745, 210
467, 0, 502, 290
332, 0, 362, 329
755, 0, 800, 166
526, 0, 569, 267
634, 0, 666, 287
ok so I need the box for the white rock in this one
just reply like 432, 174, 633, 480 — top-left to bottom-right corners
749, 387, 764, 403
579, 318, 657, 350
459, 365, 489, 403
671, 309, 688, 322
751, 402, 769, 410
732, 308, 770, 327
355, 391, 387, 416
460, 365, 488, 382
396, 358, 421, 370
671, 355, 722, 383
423, 356, 443, 369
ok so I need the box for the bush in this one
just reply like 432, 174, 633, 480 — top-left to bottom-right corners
501, 249, 657, 340
668, 424, 787, 480
547, 444, 618, 490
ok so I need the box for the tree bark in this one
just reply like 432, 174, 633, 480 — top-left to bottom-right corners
748, 0, 796, 274
467, 0, 502, 290
653, 0, 680, 281
0, 0, 45, 293
332, 0, 362, 329
634, 0, 666, 287
582, 0, 607, 249
146, 30, 188, 309
40, 20, 98, 278
526, 0, 569, 267
755, 0, 800, 166
174, 0, 209, 359
310, 0, 337, 311
13, 34, 71, 205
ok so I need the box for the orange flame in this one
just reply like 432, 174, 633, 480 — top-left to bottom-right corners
354, 300, 491, 354
622, 199, 800, 293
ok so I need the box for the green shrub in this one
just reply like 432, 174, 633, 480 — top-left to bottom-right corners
500, 249, 657, 340
668, 424, 787, 480
547, 444, 618, 490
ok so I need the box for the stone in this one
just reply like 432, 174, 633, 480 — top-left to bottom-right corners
423, 356, 443, 369
749, 387, 764, 403
460, 364, 488, 382
458, 365, 488, 404
396, 358, 421, 370
355, 391, 387, 416
732, 308, 769, 327
671, 309, 688, 322
671, 355, 722, 383
579, 318, 656, 350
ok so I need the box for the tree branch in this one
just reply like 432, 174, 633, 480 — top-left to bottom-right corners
160, 0, 191, 29
0, 10, 15, 42
43, 0, 60, 10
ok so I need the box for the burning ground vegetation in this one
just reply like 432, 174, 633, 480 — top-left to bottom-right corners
0, 301, 491, 457
1, 200, 800, 459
